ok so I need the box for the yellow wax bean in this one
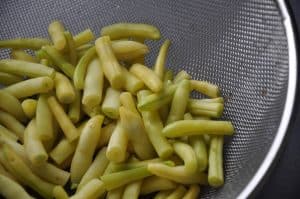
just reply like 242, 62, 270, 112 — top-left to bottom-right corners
95, 36, 124, 89
0, 110, 25, 142
54, 72, 76, 104
0, 90, 27, 122
140, 176, 177, 195
82, 58, 104, 109
4, 76, 54, 99
24, 119, 48, 166
36, 94, 54, 140
106, 121, 128, 163
11, 49, 39, 63
48, 20, 66, 50
130, 63, 163, 93
101, 23, 161, 40
21, 99, 37, 119
154, 40, 171, 79
70, 115, 104, 184
0, 174, 33, 199
47, 96, 79, 141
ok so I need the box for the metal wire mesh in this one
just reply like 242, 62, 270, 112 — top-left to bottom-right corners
0, 0, 290, 198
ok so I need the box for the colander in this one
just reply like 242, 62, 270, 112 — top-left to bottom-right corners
0, 0, 297, 198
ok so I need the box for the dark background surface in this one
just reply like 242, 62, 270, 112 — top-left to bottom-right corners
257, 0, 300, 198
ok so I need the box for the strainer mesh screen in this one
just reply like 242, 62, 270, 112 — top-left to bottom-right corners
0, 0, 289, 198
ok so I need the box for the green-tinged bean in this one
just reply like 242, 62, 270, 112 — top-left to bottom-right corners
103, 161, 116, 175
208, 136, 224, 187
0, 90, 26, 122
42, 45, 75, 78
119, 107, 156, 160
137, 84, 177, 111
121, 66, 145, 94
0, 110, 25, 142
0, 174, 33, 199
130, 63, 163, 92
154, 190, 173, 199
21, 99, 37, 119
188, 136, 207, 172
110, 158, 174, 172
101, 87, 121, 119
47, 96, 79, 141
120, 92, 139, 115
185, 113, 208, 171
35, 49, 57, 69
172, 142, 198, 174
53, 186, 69, 199
48, 21, 66, 50
4, 76, 54, 99
106, 121, 128, 163
76, 43, 93, 52
55, 72, 76, 104
0, 38, 50, 49
36, 94, 54, 140
173, 70, 191, 84
194, 116, 211, 120
190, 80, 220, 98
182, 185, 200, 199
64, 31, 77, 65
112, 40, 149, 61
77, 147, 109, 190
122, 180, 142, 199
154, 40, 171, 79
95, 36, 124, 89
97, 122, 116, 148
107, 186, 124, 199
70, 179, 105, 199
164, 69, 174, 83
148, 164, 207, 184
137, 90, 173, 159
141, 176, 177, 195
101, 166, 152, 190
40, 58, 50, 66
166, 79, 190, 124
163, 120, 234, 138
24, 119, 48, 165
101, 23, 161, 40
0, 59, 55, 78
68, 89, 81, 123
50, 138, 77, 165
2, 144, 55, 199
82, 58, 104, 109
198, 97, 224, 103
188, 99, 224, 118
11, 50, 39, 63
73, 46, 96, 89
74, 29, 95, 47
166, 185, 187, 199
70, 115, 104, 184
0, 72, 23, 86
0, 125, 18, 141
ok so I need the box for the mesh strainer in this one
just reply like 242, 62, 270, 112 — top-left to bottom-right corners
0, 0, 297, 198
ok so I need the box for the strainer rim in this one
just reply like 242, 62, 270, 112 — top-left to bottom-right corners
237, 0, 297, 198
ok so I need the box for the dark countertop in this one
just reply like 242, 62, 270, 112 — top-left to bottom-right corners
257, 1, 300, 198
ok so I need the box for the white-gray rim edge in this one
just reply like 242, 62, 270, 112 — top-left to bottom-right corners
237, 0, 297, 198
